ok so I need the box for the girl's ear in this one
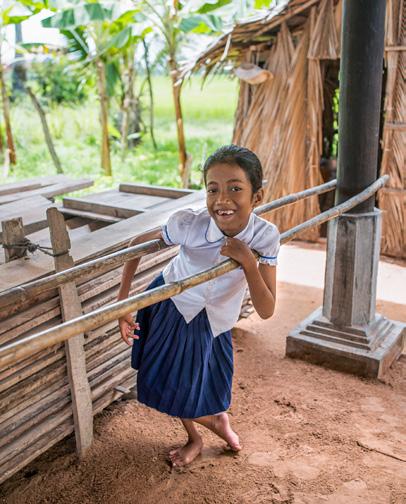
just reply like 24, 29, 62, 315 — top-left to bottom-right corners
253, 187, 264, 207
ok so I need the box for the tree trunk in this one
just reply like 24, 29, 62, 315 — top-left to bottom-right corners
95, 59, 112, 176
169, 59, 189, 188
142, 39, 157, 150
0, 119, 4, 153
120, 52, 135, 158
12, 24, 26, 97
0, 48, 16, 167
26, 86, 63, 174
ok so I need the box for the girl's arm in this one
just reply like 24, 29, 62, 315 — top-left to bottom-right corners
118, 228, 163, 345
220, 237, 276, 319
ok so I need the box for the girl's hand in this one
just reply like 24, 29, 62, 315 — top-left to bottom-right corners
220, 237, 256, 271
119, 313, 140, 346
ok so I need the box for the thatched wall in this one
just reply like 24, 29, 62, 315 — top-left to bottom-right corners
189, 0, 405, 257
379, 0, 405, 258
234, 0, 341, 240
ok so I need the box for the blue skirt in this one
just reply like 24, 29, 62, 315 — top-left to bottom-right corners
131, 274, 233, 419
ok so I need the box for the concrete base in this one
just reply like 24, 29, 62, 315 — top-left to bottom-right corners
286, 307, 405, 380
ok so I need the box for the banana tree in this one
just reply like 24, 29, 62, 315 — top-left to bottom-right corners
43, 2, 142, 176
139, 0, 230, 187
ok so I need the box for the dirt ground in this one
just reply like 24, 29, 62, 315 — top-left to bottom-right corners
1, 279, 405, 504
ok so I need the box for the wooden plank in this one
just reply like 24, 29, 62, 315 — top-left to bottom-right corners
59, 206, 123, 223
0, 190, 205, 292
47, 207, 93, 458
0, 178, 93, 205
2, 218, 26, 262
119, 182, 196, 198
62, 196, 144, 219
82, 189, 170, 210
0, 175, 69, 197
0, 197, 54, 243
0, 195, 51, 219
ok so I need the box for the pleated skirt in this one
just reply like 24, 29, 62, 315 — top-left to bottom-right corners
131, 274, 233, 419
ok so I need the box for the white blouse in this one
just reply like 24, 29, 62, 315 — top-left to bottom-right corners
161, 208, 280, 337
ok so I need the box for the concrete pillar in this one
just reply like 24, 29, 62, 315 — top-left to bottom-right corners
285, 0, 405, 379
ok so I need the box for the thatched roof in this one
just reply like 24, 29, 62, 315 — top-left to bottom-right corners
182, 0, 325, 78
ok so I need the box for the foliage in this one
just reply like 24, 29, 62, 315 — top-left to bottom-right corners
28, 56, 88, 104
1, 76, 237, 188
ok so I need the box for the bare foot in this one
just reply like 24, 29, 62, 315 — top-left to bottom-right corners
168, 437, 203, 467
209, 413, 242, 451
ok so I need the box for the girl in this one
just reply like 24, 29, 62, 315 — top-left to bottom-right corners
118, 145, 280, 467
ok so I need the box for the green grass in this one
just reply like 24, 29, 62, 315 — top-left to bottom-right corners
2, 76, 238, 195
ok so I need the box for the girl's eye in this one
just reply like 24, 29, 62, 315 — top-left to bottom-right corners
231, 186, 242, 192
207, 188, 217, 193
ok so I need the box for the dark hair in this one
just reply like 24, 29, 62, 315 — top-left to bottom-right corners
203, 145, 263, 193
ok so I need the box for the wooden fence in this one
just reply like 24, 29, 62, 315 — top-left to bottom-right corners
0, 176, 387, 484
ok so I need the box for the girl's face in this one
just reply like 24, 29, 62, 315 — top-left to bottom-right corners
206, 163, 263, 236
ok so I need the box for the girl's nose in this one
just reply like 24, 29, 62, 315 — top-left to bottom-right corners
216, 189, 231, 203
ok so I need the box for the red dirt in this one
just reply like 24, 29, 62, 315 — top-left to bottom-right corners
1, 281, 405, 504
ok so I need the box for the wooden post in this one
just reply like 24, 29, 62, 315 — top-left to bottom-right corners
2, 217, 26, 262
47, 207, 93, 457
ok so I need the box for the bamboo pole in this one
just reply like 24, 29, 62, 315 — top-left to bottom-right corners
0, 176, 388, 369
0, 179, 337, 310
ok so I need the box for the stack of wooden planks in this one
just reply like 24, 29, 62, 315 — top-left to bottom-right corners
0, 176, 93, 255
0, 175, 93, 206
0, 186, 206, 484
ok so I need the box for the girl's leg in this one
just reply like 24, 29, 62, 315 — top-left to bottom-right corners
193, 412, 242, 451
169, 418, 203, 467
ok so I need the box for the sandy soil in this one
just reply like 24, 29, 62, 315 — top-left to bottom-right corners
1, 281, 405, 504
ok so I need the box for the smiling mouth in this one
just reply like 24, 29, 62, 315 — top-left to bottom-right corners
215, 210, 235, 216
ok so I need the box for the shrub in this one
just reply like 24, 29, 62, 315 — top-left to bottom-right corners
29, 56, 88, 105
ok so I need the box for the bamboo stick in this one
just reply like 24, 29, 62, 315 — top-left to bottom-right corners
0, 239, 167, 310
0, 404, 73, 466
0, 418, 73, 485
0, 179, 336, 310
0, 249, 174, 343
0, 375, 69, 426
0, 176, 388, 369
0, 394, 71, 449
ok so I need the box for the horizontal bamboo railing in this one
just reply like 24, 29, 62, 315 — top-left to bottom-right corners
0, 175, 387, 369
0, 179, 336, 311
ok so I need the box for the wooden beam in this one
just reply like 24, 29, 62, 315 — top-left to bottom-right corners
0, 178, 93, 206
62, 197, 144, 219
0, 182, 42, 197
2, 218, 26, 262
385, 45, 406, 51
119, 182, 195, 199
384, 122, 406, 131
47, 207, 93, 458
59, 207, 123, 223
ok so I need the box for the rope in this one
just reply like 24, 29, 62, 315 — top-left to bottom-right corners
2, 239, 65, 257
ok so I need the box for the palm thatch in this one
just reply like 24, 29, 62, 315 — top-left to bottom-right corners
379, 0, 406, 257
186, 0, 405, 258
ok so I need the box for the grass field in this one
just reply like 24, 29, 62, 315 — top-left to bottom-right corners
2, 76, 238, 194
